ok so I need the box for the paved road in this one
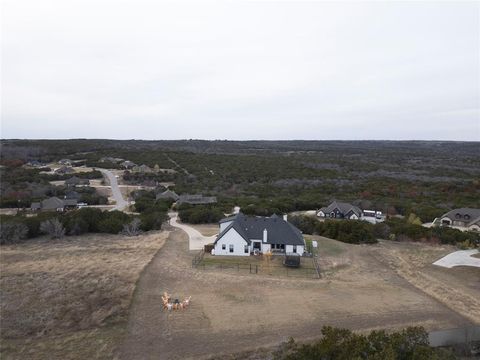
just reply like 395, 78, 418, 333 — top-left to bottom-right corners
98, 168, 129, 211
169, 212, 217, 250
433, 249, 480, 268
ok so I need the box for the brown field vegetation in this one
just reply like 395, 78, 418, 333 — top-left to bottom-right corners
120, 230, 477, 359
0, 231, 169, 359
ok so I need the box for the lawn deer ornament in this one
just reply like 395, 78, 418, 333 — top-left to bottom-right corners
183, 296, 192, 308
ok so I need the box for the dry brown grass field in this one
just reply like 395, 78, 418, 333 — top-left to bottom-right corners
2, 226, 478, 360
120, 230, 479, 359
0, 231, 169, 360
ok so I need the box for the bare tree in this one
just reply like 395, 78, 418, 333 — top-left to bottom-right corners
122, 218, 142, 236
0, 223, 28, 244
40, 218, 66, 239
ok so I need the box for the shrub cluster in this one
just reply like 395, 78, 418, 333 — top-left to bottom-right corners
273, 326, 454, 360
132, 190, 171, 231
0, 209, 136, 243
387, 218, 479, 247
289, 216, 377, 244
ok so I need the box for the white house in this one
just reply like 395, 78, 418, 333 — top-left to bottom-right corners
214, 213, 305, 256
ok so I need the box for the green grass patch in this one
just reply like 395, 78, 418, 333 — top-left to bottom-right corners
305, 235, 348, 257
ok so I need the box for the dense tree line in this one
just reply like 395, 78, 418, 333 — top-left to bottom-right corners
288, 215, 479, 247
289, 216, 377, 244
132, 190, 171, 231
273, 326, 455, 360
122, 171, 177, 186
0, 204, 169, 244
1, 140, 479, 235
178, 204, 224, 224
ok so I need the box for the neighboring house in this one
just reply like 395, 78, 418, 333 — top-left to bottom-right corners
25, 160, 46, 167
133, 164, 153, 173
317, 201, 362, 220
156, 190, 179, 202
55, 166, 75, 175
58, 159, 72, 166
177, 194, 217, 205
64, 191, 82, 200
30, 197, 78, 212
213, 213, 305, 256
121, 161, 136, 169
64, 176, 90, 187
100, 157, 123, 163
433, 208, 480, 232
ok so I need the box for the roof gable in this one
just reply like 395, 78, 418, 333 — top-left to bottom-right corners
325, 201, 361, 216
41, 197, 65, 209
216, 213, 304, 246
442, 208, 480, 223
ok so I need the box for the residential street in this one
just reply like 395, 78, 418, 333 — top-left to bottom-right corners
98, 168, 129, 211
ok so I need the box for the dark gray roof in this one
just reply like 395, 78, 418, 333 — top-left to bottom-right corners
56, 166, 75, 174
440, 208, 480, 226
65, 191, 81, 200
320, 201, 362, 217
41, 197, 65, 210
156, 190, 179, 201
178, 194, 217, 205
63, 199, 78, 207
215, 213, 304, 246
30, 197, 78, 210
122, 160, 136, 168
65, 176, 89, 185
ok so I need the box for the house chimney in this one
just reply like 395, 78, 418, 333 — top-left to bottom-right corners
283, 214, 288, 222
263, 228, 268, 243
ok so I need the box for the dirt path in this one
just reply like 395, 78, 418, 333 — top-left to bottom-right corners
119, 231, 471, 359
164, 154, 190, 175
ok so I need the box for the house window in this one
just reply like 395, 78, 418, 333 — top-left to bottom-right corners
281, 244, 285, 250
293, 245, 297, 253
229, 244, 234, 253
222, 244, 226, 250
244, 245, 248, 253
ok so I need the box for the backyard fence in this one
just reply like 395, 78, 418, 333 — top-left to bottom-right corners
192, 251, 320, 279
192, 249, 205, 267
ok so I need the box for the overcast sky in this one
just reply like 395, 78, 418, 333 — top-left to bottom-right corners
1, 0, 479, 140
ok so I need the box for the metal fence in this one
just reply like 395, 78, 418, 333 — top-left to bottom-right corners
192, 250, 205, 267
192, 253, 320, 279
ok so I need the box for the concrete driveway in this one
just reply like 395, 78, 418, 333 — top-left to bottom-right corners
433, 249, 480, 268
98, 168, 129, 211
168, 212, 217, 250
